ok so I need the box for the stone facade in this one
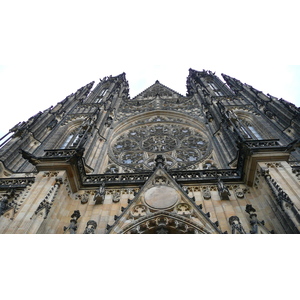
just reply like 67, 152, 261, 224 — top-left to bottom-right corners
0, 69, 299, 234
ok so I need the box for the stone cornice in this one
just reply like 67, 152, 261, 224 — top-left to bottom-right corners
13, 140, 296, 191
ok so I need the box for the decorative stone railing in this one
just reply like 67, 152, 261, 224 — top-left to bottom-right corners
80, 168, 241, 187
0, 177, 35, 189
244, 140, 281, 148
44, 149, 77, 157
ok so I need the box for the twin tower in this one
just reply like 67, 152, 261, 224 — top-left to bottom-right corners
0, 69, 299, 233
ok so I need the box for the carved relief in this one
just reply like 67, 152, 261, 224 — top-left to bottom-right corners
131, 205, 147, 218
176, 203, 191, 216
122, 211, 210, 234
235, 188, 245, 199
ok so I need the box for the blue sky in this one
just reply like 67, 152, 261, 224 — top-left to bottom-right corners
0, 0, 299, 138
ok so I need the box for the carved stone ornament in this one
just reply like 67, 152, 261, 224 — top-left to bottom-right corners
112, 192, 121, 203
131, 205, 147, 218
235, 188, 245, 199
83, 220, 97, 234
31, 200, 52, 219
203, 189, 211, 200
229, 216, 246, 234
64, 210, 81, 234
122, 211, 210, 234
80, 193, 89, 204
176, 203, 191, 216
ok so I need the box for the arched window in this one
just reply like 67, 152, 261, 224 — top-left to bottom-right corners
60, 133, 74, 149
95, 88, 108, 103
237, 117, 263, 140
247, 125, 262, 140
0, 132, 14, 149
207, 83, 224, 96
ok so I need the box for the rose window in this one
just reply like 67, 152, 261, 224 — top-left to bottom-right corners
109, 123, 211, 171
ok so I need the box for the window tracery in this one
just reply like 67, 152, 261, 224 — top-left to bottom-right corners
108, 122, 211, 172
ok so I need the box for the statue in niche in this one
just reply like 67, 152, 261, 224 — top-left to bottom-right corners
217, 177, 231, 200
94, 182, 105, 204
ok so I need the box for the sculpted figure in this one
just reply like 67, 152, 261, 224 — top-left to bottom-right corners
217, 177, 231, 200
94, 182, 105, 204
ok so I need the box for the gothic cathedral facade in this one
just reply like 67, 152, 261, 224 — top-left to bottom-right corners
0, 69, 300, 234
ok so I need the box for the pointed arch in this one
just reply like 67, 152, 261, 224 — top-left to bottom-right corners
119, 211, 212, 234
233, 110, 272, 140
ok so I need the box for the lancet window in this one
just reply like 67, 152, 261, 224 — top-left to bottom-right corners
95, 88, 108, 103
61, 134, 74, 149
207, 82, 224, 96
0, 132, 14, 149
238, 118, 263, 140
60, 128, 83, 149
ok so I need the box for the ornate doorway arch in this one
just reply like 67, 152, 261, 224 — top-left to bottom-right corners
120, 211, 212, 234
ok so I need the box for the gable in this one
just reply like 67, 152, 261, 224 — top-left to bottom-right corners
107, 166, 221, 234
132, 80, 183, 100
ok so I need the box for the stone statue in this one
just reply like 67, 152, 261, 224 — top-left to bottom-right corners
83, 220, 97, 234
94, 182, 105, 204
217, 177, 231, 200
229, 216, 246, 234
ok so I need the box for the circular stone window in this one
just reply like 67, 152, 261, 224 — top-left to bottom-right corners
109, 122, 211, 171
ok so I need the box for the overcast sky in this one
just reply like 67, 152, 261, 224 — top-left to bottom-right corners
1, 1, 299, 291
1, 0, 299, 138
